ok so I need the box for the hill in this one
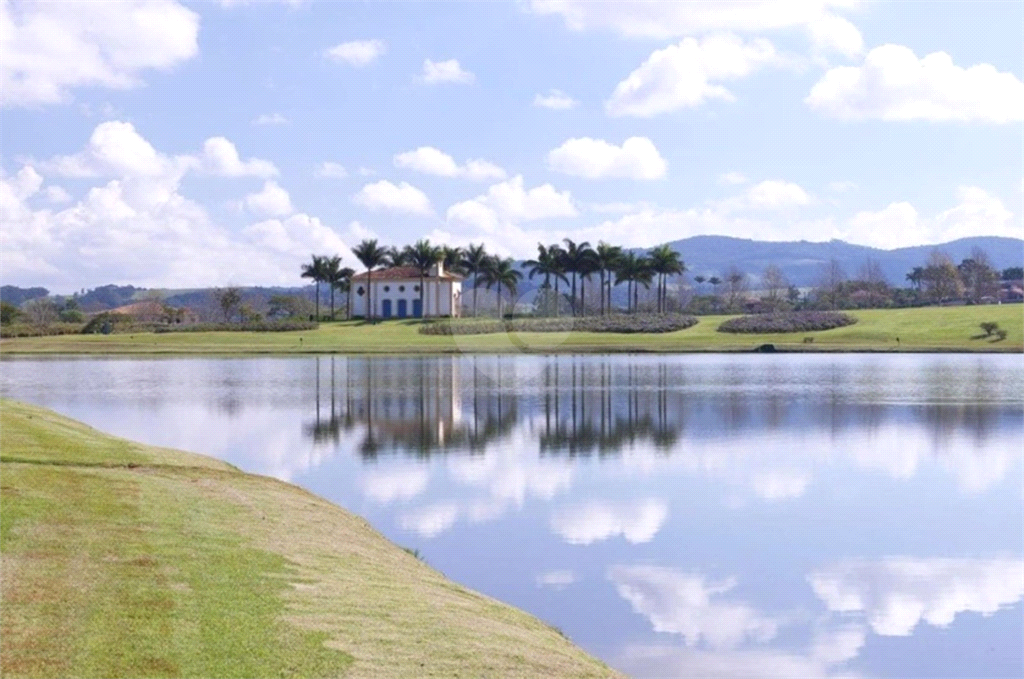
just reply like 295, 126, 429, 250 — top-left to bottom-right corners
666, 235, 1023, 287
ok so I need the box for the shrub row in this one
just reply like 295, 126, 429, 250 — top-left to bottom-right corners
0, 322, 86, 338
154, 320, 318, 333
420, 314, 699, 336
717, 311, 857, 334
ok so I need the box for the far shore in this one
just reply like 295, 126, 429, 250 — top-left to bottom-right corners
1, 305, 1021, 356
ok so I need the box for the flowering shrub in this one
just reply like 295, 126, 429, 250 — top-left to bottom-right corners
420, 314, 699, 335
717, 311, 857, 334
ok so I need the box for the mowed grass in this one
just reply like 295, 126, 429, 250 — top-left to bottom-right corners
0, 304, 1021, 355
0, 400, 620, 679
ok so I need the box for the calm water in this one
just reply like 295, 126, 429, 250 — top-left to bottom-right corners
2, 354, 1022, 678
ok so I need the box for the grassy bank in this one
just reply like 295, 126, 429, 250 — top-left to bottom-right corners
0, 400, 619, 678
0, 304, 1020, 355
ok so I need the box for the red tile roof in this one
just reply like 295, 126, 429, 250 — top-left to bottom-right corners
351, 266, 463, 281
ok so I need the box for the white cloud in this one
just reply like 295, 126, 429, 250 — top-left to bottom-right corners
252, 113, 288, 125
745, 180, 812, 209
533, 89, 577, 109
325, 39, 387, 67
528, 0, 862, 56
827, 180, 857, 192
43, 185, 72, 204
242, 212, 353, 263
399, 503, 459, 538
0, 0, 199, 107
807, 13, 863, 57
809, 557, 1024, 636
547, 137, 667, 180
845, 187, 1016, 249
361, 467, 429, 505
446, 175, 577, 235
551, 499, 667, 544
536, 570, 576, 589
719, 172, 748, 185
316, 161, 348, 179
195, 137, 279, 178
806, 44, 1024, 123
608, 565, 779, 648
352, 180, 433, 216
419, 59, 475, 85
243, 180, 293, 217
394, 147, 506, 181
606, 35, 778, 117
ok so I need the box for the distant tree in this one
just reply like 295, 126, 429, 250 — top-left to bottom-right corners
1002, 266, 1023, 281
460, 243, 489, 317
980, 321, 999, 337
301, 254, 328, 320
921, 250, 964, 303
477, 256, 523, 318
958, 248, 999, 304
407, 239, 443, 319
905, 266, 924, 292
762, 265, 788, 309
724, 266, 748, 310
441, 245, 465, 275
525, 243, 568, 317
1, 301, 22, 325
352, 239, 389, 322
649, 244, 685, 313
708, 275, 722, 303
693, 275, 707, 292
560, 239, 594, 316
218, 287, 242, 322
815, 259, 847, 310
595, 242, 623, 315
24, 297, 58, 327
851, 258, 890, 308
268, 294, 313, 319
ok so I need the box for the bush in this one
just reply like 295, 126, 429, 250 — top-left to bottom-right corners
153, 320, 318, 333
980, 321, 999, 336
420, 314, 698, 336
718, 311, 857, 334
81, 312, 132, 334
0, 322, 86, 338
995, 329, 1008, 341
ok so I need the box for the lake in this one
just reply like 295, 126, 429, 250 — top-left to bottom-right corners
2, 353, 1022, 678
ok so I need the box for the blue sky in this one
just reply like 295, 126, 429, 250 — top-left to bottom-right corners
1, 0, 1022, 292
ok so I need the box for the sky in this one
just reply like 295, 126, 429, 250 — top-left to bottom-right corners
1, 0, 1022, 293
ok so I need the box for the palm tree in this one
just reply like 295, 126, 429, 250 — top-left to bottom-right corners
906, 266, 924, 292
614, 252, 653, 313
460, 243, 489, 317
352, 239, 388, 322
441, 245, 465, 275
327, 264, 355, 320
577, 250, 600, 316
525, 244, 568, 316
478, 256, 523, 319
694, 275, 707, 294
321, 255, 343, 320
407, 239, 442, 319
649, 244, 685, 313
301, 254, 328, 320
594, 242, 623, 315
560, 239, 593, 316
386, 245, 412, 267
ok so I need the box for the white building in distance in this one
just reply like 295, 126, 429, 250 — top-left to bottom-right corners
350, 262, 463, 319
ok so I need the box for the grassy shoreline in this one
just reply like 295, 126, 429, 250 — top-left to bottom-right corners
0, 400, 620, 678
0, 305, 1021, 355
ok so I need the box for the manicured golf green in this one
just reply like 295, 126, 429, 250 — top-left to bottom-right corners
1, 305, 1020, 355
0, 400, 620, 678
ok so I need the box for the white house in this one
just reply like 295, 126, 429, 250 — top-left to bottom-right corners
350, 262, 463, 319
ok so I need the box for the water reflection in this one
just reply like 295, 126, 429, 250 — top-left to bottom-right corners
1, 353, 1021, 679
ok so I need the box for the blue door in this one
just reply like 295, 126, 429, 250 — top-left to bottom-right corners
397, 299, 408, 318
381, 299, 392, 318
412, 299, 422, 318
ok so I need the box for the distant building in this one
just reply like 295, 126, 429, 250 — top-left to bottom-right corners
350, 262, 462, 319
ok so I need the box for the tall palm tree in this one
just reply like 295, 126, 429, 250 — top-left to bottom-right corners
300, 254, 328, 320
352, 239, 388, 322
385, 245, 412, 267
594, 242, 623, 315
560, 239, 593, 316
441, 245, 465, 275
407, 239, 442, 318
478, 256, 523, 319
525, 243, 568, 316
460, 243, 489, 317
321, 255, 342, 320
577, 250, 600, 316
649, 244, 685, 313
327, 264, 355, 320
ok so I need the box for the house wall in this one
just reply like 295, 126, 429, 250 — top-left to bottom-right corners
350, 278, 461, 318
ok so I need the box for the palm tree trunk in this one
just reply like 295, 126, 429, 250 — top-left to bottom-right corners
420, 272, 425, 318
580, 277, 586, 316
367, 271, 373, 323
330, 286, 336, 320
473, 272, 478, 317
314, 282, 320, 320
571, 274, 577, 316
497, 282, 503, 319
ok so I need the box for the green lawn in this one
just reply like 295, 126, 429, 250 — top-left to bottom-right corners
1, 304, 1021, 355
0, 400, 620, 678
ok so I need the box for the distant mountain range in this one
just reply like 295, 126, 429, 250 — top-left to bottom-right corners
661, 235, 1023, 288
3, 236, 1021, 312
